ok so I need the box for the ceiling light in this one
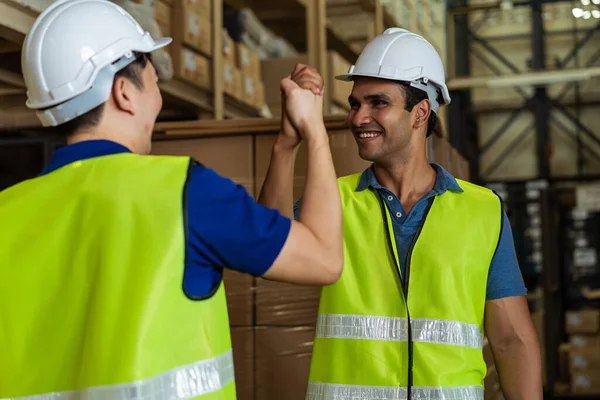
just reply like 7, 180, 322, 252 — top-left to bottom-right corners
582, 0, 590, 5
573, 7, 584, 17
583, 10, 592, 18
593, 9, 600, 17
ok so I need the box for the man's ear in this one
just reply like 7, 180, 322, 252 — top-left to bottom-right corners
412, 99, 431, 130
112, 77, 136, 115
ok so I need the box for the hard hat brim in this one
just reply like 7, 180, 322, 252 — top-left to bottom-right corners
335, 72, 452, 106
151, 37, 173, 52
334, 73, 361, 82
334, 72, 399, 82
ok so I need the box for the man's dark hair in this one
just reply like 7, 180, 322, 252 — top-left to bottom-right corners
397, 81, 441, 137
49, 52, 152, 137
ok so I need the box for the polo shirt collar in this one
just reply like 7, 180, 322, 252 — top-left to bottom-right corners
355, 162, 464, 194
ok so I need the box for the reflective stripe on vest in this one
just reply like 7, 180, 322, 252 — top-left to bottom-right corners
315, 314, 483, 349
306, 382, 484, 400
2, 350, 234, 400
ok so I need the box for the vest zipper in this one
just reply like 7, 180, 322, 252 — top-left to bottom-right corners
403, 199, 434, 399
377, 193, 434, 400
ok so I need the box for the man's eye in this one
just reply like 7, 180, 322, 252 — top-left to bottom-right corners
373, 100, 387, 107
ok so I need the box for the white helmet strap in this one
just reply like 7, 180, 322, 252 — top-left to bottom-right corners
409, 79, 441, 114
36, 52, 137, 127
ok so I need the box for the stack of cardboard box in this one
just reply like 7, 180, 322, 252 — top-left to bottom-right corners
565, 309, 600, 394
221, 271, 320, 400
221, 29, 265, 111
165, 0, 213, 90
222, 29, 243, 103
430, 134, 470, 181
236, 42, 265, 111
154, 0, 172, 37
261, 51, 353, 117
327, 51, 353, 115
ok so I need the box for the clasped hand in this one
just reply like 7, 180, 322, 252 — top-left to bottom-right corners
278, 64, 326, 148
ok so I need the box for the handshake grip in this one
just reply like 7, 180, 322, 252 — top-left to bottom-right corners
279, 64, 326, 143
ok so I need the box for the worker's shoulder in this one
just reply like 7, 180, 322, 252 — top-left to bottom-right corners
104, 153, 194, 176
456, 178, 503, 204
336, 172, 363, 187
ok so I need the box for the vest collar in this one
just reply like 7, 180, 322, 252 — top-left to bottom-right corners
355, 162, 464, 195
42, 139, 132, 176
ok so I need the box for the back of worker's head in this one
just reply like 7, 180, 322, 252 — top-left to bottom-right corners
21, 0, 171, 151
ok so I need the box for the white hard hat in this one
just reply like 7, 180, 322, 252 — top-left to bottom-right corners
21, 0, 172, 127
336, 28, 451, 113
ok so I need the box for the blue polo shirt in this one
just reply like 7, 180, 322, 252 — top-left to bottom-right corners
41, 140, 291, 297
294, 163, 527, 301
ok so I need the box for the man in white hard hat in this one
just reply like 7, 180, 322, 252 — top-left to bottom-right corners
260, 28, 543, 399
0, 0, 343, 398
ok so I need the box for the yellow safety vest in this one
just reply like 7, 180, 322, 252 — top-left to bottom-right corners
307, 173, 502, 400
0, 153, 236, 399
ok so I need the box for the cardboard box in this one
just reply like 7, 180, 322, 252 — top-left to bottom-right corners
255, 279, 320, 326
154, 0, 172, 36
184, 0, 211, 17
451, 148, 469, 180
566, 309, 600, 334
330, 103, 348, 115
261, 55, 308, 110
571, 334, 600, 348
255, 80, 265, 110
223, 28, 236, 66
231, 327, 254, 400
224, 61, 243, 101
150, 136, 254, 195
175, 48, 212, 90
260, 52, 351, 110
571, 370, 600, 394
569, 347, 600, 371
254, 134, 307, 204
223, 270, 253, 326
329, 129, 371, 176
255, 326, 315, 400
236, 42, 261, 80
182, 10, 212, 57
431, 134, 451, 168
242, 74, 265, 110
328, 51, 353, 107
254, 132, 369, 211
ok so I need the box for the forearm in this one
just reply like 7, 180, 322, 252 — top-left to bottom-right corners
257, 138, 298, 218
494, 335, 543, 400
298, 127, 342, 260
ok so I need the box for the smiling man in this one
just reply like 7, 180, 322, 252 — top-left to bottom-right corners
259, 28, 543, 400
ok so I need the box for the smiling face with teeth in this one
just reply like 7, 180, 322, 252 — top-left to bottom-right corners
347, 77, 431, 167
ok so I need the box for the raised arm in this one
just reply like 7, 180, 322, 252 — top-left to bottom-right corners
260, 75, 343, 285
258, 64, 324, 219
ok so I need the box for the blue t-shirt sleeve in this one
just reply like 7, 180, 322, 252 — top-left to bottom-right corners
486, 212, 528, 301
186, 164, 291, 277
